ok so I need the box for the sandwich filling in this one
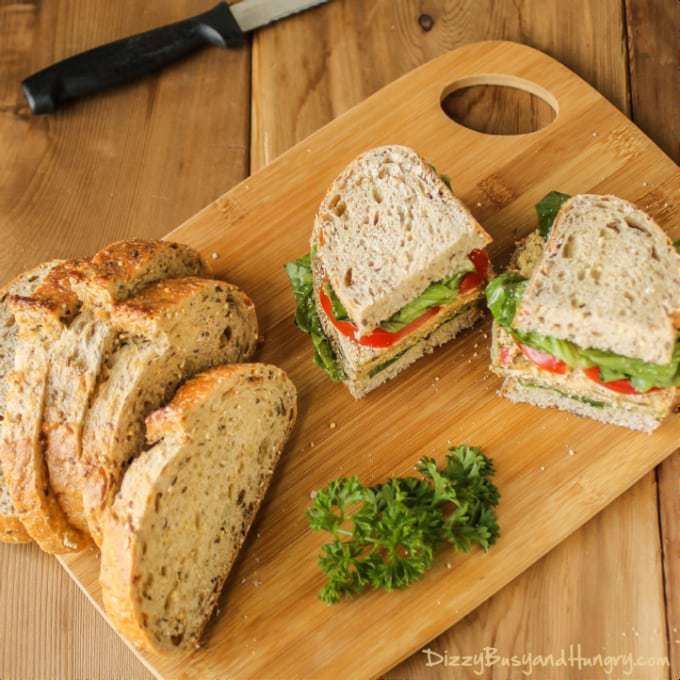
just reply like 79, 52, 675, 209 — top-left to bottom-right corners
286, 248, 489, 383
487, 193, 680, 398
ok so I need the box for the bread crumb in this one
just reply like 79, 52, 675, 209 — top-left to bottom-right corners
592, 132, 597, 137
476, 202, 482, 207
540, 466, 545, 471
253, 579, 262, 588
446, 562, 452, 569
434, 376, 440, 382
329, 421, 336, 429
211, 252, 219, 260
310, 489, 317, 499
567, 447, 575, 456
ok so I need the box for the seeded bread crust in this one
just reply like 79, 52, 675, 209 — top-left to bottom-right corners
312, 145, 491, 336
0, 261, 63, 544
69, 240, 208, 306
1, 261, 90, 552
100, 364, 297, 654
44, 240, 207, 533
80, 278, 258, 545
513, 194, 680, 365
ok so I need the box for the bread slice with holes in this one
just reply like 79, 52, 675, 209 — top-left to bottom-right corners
312, 145, 491, 337
80, 278, 258, 545
0, 260, 63, 544
513, 194, 680, 364
100, 363, 297, 654
489, 199, 679, 432
43, 240, 206, 534
303, 145, 492, 397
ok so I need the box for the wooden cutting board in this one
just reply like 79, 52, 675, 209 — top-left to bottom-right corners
59, 40, 680, 680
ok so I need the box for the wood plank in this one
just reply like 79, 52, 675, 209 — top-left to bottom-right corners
0, 0, 249, 677
56, 39, 680, 680
250, 2, 669, 678
624, 0, 680, 163
625, 3, 680, 678
659, 454, 680, 679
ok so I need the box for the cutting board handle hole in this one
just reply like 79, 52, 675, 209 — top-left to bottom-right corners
441, 75, 558, 136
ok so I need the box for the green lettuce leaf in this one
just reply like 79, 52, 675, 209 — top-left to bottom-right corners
379, 260, 474, 333
285, 254, 346, 382
673, 238, 680, 254
485, 271, 680, 391
326, 281, 350, 321
536, 191, 571, 239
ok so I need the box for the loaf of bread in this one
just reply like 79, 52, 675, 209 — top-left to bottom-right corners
80, 278, 258, 544
100, 363, 297, 654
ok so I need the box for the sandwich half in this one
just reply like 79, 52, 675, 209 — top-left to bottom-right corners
487, 192, 680, 432
286, 145, 492, 398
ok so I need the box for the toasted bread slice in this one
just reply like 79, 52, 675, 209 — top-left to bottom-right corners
312, 145, 490, 336
100, 363, 296, 654
0, 260, 63, 544
80, 278, 258, 545
513, 194, 680, 365
44, 240, 206, 533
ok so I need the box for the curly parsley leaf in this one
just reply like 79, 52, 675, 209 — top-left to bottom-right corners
307, 445, 500, 604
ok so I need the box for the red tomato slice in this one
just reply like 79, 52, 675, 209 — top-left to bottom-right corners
518, 343, 569, 374
499, 345, 513, 367
583, 366, 658, 395
318, 288, 440, 349
459, 249, 490, 295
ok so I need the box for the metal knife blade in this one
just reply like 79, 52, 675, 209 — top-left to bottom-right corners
231, 0, 330, 33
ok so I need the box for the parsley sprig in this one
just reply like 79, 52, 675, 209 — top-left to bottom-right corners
307, 445, 500, 604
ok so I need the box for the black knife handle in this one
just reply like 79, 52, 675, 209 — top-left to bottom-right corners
22, 2, 245, 114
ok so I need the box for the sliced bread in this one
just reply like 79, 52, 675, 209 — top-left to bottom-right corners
513, 194, 680, 364
312, 145, 490, 336
44, 240, 206, 533
100, 363, 297, 654
1, 260, 90, 552
0, 260, 63, 544
80, 278, 258, 545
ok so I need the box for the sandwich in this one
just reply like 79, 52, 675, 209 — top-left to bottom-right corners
486, 192, 680, 432
286, 145, 492, 398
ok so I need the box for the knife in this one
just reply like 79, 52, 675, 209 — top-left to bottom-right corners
21, 0, 329, 115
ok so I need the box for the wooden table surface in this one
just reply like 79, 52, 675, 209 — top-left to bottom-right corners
0, 1, 678, 679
